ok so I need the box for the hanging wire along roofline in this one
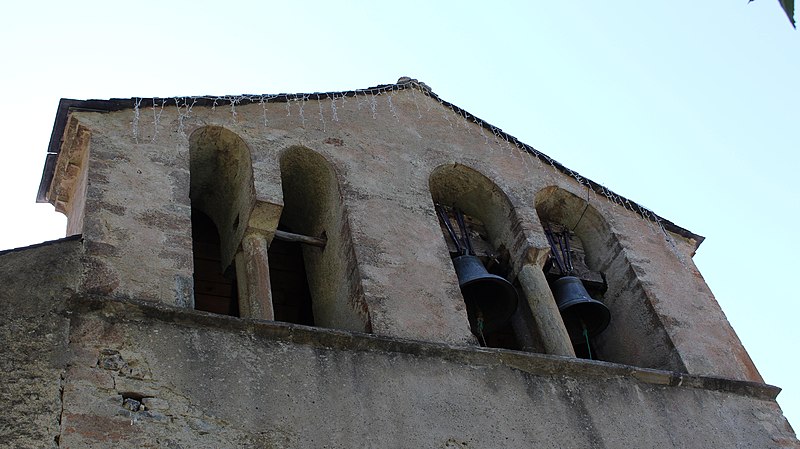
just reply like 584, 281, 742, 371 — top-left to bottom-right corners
36, 78, 704, 247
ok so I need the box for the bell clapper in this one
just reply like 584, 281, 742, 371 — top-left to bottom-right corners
476, 309, 487, 347
580, 319, 593, 360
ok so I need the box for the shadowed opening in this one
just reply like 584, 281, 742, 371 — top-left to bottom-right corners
535, 186, 685, 371
273, 146, 368, 332
191, 209, 239, 316
430, 164, 541, 351
189, 126, 254, 316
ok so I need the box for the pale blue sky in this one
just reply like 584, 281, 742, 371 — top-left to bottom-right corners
1, 0, 797, 427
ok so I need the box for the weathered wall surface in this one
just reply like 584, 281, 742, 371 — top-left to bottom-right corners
57, 84, 760, 381
5, 79, 798, 446
57, 298, 797, 449
0, 237, 82, 448
76, 120, 195, 306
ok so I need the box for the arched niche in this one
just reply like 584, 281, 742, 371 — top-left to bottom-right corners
429, 164, 541, 350
189, 126, 256, 315
189, 126, 256, 268
535, 186, 685, 371
429, 165, 523, 264
277, 146, 369, 333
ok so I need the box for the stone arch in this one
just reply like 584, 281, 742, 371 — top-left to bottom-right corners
429, 164, 524, 267
188, 126, 256, 316
276, 146, 369, 332
189, 126, 255, 268
535, 186, 685, 371
429, 163, 550, 351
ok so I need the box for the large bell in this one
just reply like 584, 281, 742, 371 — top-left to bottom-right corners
552, 276, 611, 344
452, 255, 519, 334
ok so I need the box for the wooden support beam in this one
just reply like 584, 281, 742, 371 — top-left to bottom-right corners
273, 229, 327, 248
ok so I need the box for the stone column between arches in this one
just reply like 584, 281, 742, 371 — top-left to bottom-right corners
517, 262, 576, 357
235, 231, 274, 320
234, 200, 283, 321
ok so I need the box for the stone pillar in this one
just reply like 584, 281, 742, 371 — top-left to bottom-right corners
517, 264, 575, 357
235, 231, 275, 320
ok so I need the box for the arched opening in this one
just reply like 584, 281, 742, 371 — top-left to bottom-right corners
273, 147, 368, 332
430, 164, 540, 351
267, 227, 315, 326
191, 209, 239, 316
189, 126, 256, 317
535, 186, 684, 370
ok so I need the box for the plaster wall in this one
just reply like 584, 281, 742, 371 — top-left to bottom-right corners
55, 298, 797, 449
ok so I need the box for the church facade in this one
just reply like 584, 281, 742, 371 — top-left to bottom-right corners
1, 78, 796, 447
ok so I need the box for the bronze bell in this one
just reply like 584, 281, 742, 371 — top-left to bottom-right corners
552, 276, 611, 344
452, 255, 519, 335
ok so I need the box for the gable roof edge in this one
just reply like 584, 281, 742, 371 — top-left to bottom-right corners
36, 78, 704, 249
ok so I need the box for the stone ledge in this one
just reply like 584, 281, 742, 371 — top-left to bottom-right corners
65, 294, 781, 401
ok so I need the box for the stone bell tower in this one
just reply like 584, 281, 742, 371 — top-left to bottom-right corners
1, 77, 796, 448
